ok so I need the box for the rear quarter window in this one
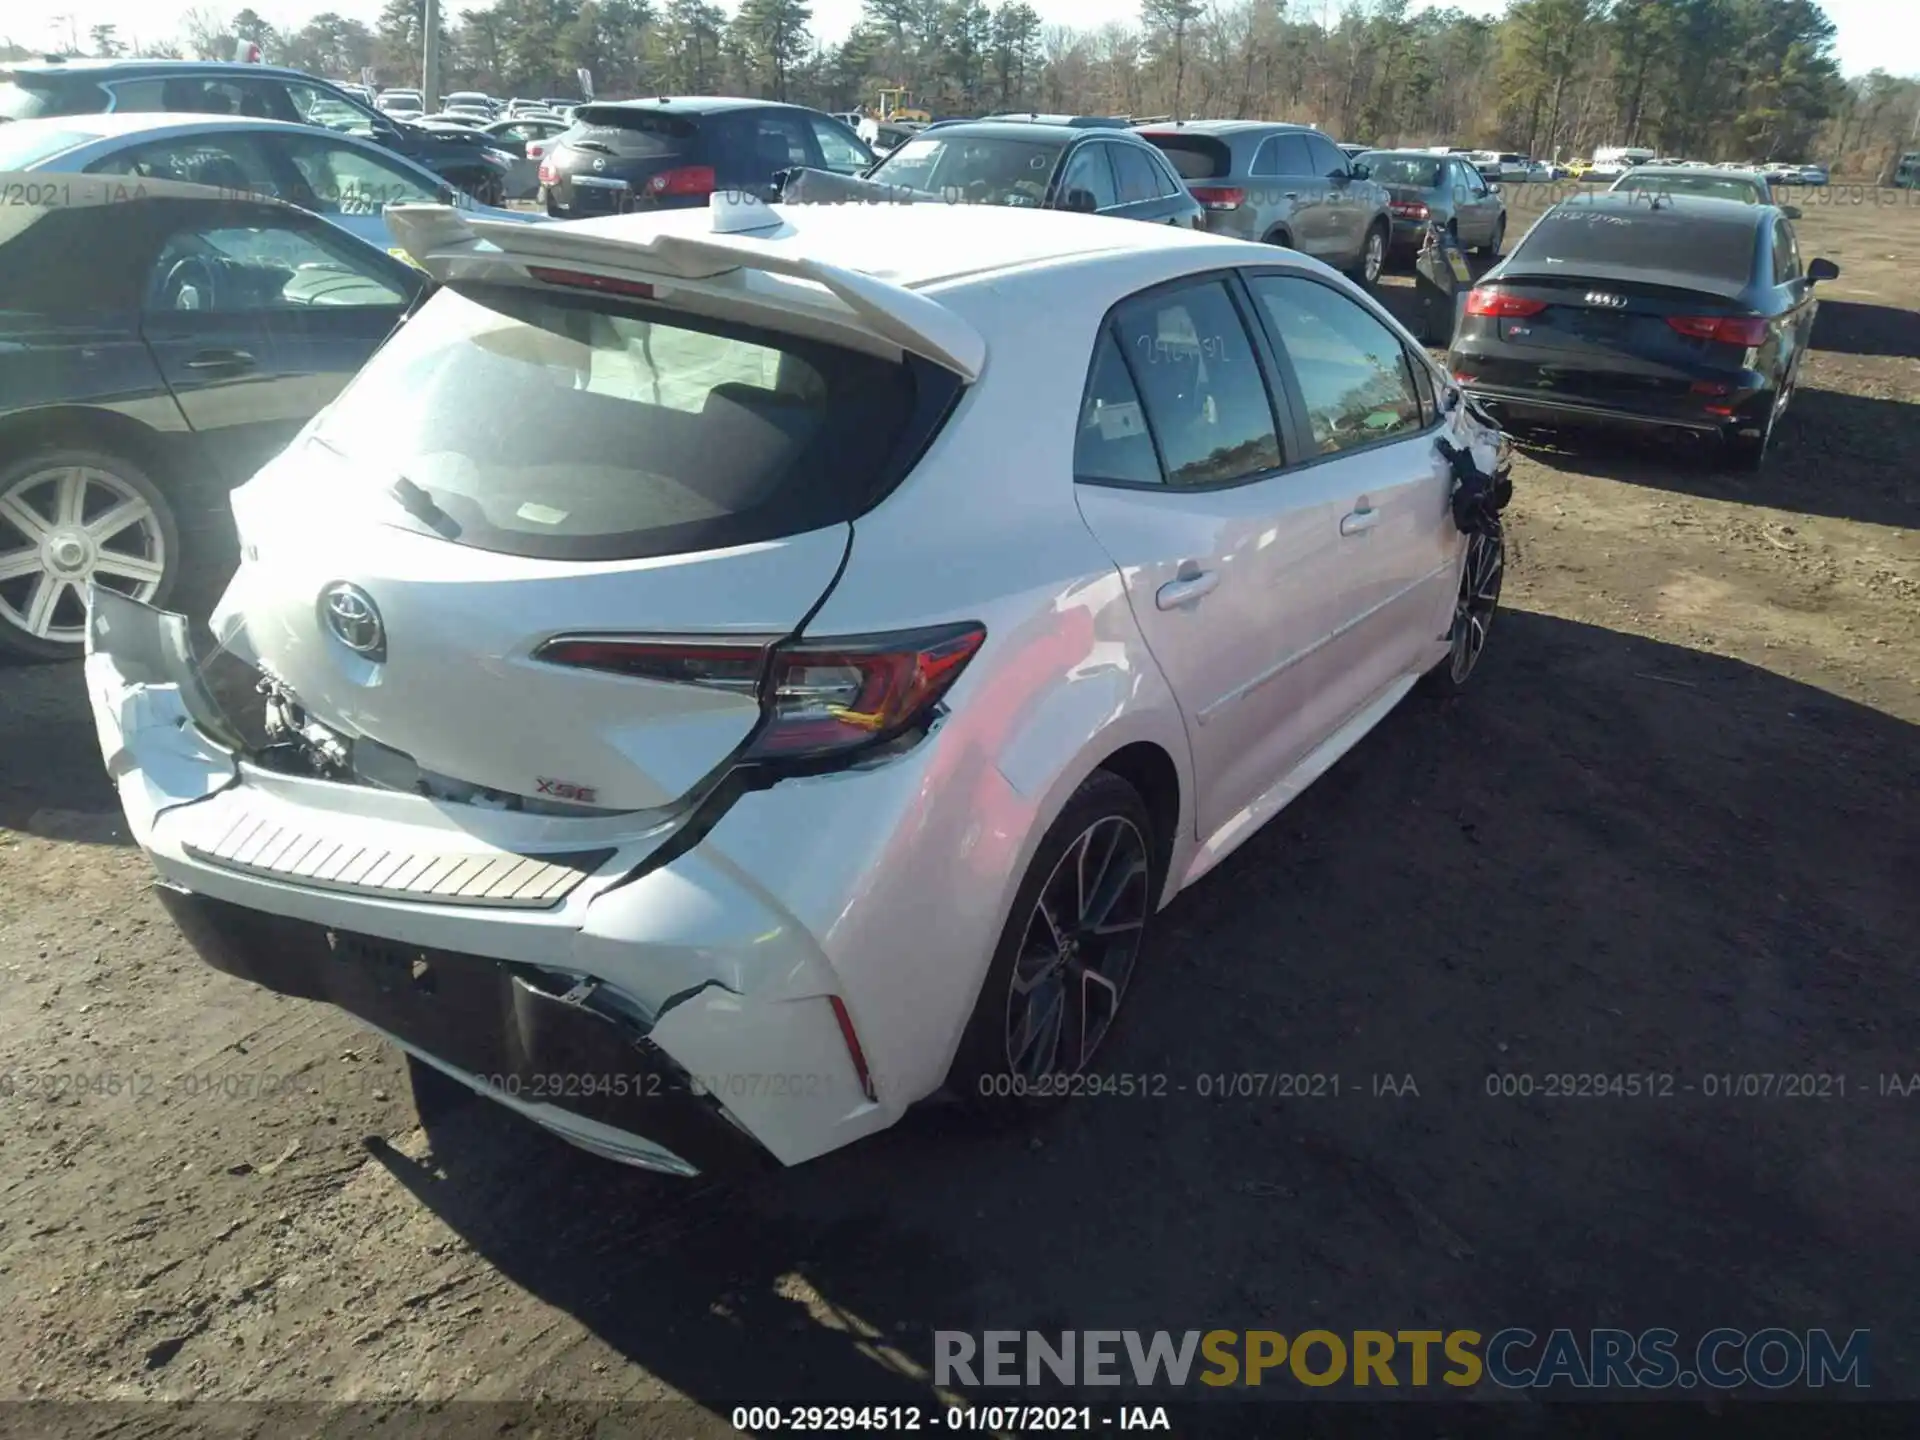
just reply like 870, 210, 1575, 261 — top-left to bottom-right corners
1510, 206, 1757, 287
1141, 134, 1231, 180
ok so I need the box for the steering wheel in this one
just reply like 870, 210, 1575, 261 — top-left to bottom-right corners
162, 255, 221, 312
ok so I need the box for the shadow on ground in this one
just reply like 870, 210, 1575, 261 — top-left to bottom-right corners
1504, 386, 1917, 528
1811, 299, 1920, 361
369, 611, 1920, 1406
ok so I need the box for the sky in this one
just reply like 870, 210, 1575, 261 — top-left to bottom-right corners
4, 0, 1915, 80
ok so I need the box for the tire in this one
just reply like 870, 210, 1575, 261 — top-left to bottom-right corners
944, 770, 1160, 1111
1346, 221, 1388, 288
1423, 526, 1504, 696
1723, 385, 1784, 472
0, 446, 179, 662
1476, 214, 1506, 258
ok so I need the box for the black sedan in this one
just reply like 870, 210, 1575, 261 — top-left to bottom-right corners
785, 121, 1205, 228
0, 177, 426, 659
1446, 192, 1837, 469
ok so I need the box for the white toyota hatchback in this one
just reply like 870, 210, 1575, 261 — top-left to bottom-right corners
86, 194, 1508, 1176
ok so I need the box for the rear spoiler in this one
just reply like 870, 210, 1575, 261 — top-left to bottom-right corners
383, 199, 986, 382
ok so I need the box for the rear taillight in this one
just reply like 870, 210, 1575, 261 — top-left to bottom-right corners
534, 622, 986, 763
537, 157, 557, 186
1667, 314, 1768, 346
748, 624, 986, 759
646, 164, 717, 198
1190, 185, 1244, 211
830, 996, 878, 1102
1464, 287, 1547, 318
1389, 199, 1430, 219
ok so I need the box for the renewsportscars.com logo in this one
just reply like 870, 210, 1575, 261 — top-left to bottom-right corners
934, 1328, 1870, 1391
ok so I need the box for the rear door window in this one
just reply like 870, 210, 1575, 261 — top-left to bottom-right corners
1108, 280, 1282, 487
1110, 143, 1162, 205
84, 133, 283, 199
1249, 274, 1423, 455
1268, 134, 1315, 177
1057, 143, 1119, 209
305, 284, 938, 561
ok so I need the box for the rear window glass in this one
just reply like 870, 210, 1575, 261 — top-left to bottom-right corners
1613, 173, 1765, 204
867, 135, 1062, 207
309, 285, 928, 562
0, 124, 98, 168
1509, 205, 1756, 286
0, 79, 106, 121
1141, 134, 1230, 180
1359, 154, 1441, 187
572, 107, 695, 150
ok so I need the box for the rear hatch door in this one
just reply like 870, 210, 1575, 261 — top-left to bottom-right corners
217, 261, 955, 814
549, 106, 704, 214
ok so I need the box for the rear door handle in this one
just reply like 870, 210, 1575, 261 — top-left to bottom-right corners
1156, 570, 1219, 609
1340, 506, 1379, 537
184, 349, 256, 371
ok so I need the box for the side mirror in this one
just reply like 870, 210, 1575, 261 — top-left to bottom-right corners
1350, 163, 1370, 180
1781, 204, 1802, 219
1487, 182, 1502, 195
1806, 257, 1839, 283
1062, 186, 1099, 213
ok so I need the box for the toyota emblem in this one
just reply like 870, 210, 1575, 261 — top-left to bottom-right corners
320, 582, 386, 661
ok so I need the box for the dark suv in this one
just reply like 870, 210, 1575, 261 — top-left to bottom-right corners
539, 97, 874, 218
0, 57, 515, 202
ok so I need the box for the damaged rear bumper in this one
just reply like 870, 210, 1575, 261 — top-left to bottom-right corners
154, 886, 773, 1177
85, 588, 894, 1176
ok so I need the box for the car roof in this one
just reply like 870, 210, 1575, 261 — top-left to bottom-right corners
5, 57, 333, 84
577, 96, 795, 116
1137, 120, 1315, 137
3, 111, 364, 141
905, 121, 1109, 143
1617, 165, 1766, 182
1359, 147, 1449, 156
556, 199, 1230, 293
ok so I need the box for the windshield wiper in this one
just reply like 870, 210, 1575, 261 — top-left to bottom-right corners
570, 138, 615, 154
389, 475, 461, 538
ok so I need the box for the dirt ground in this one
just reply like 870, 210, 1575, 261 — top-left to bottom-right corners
1, 192, 1916, 1430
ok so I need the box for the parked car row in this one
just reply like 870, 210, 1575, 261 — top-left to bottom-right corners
1, 57, 523, 204
1448, 191, 1838, 472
